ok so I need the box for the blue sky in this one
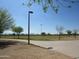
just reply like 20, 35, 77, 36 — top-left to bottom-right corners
0, 0, 79, 34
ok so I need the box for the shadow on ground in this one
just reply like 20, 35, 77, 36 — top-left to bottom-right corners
0, 41, 17, 49
0, 40, 27, 49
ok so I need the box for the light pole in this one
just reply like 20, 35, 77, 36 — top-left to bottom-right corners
28, 11, 33, 45
40, 24, 42, 34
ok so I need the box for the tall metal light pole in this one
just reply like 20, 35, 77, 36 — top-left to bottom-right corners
40, 24, 42, 34
28, 11, 33, 45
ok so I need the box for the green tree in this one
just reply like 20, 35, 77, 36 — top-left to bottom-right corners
66, 30, 72, 36
47, 33, 52, 36
41, 32, 46, 36
0, 8, 14, 37
12, 26, 23, 39
26, 0, 78, 13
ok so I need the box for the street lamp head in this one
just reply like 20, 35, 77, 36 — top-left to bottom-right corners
29, 11, 33, 14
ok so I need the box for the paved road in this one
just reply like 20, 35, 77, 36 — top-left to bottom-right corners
31, 40, 79, 59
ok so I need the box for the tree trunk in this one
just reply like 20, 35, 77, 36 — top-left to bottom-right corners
59, 34, 60, 40
74, 34, 76, 40
17, 33, 20, 39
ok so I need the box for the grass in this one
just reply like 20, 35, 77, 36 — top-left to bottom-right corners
0, 35, 79, 41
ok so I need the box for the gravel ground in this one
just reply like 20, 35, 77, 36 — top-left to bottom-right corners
0, 44, 73, 59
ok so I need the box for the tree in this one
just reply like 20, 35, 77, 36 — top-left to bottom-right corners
26, 0, 79, 13
72, 29, 78, 39
12, 26, 23, 39
0, 8, 14, 37
66, 30, 72, 36
41, 32, 46, 36
47, 33, 52, 36
56, 26, 64, 40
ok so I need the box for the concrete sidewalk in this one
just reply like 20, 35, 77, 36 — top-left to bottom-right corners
0, 39, 79, 59
31, 40, 79, 59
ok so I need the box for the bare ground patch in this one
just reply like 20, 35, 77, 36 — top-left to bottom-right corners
0, 44, 73, 59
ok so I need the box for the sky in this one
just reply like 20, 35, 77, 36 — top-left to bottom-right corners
0, 0, 79, 34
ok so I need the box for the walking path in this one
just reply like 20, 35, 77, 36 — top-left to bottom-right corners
31, 40, 79, 59
0, 39, 79, 59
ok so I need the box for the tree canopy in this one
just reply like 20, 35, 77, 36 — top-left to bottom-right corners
66, 30, 72, 35
26, 0, 79, 13
12, 26, 23, 34
0, 8, 14, 34
56, 26, 64, 34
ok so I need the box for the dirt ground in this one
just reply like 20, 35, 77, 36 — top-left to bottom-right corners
0, 45, 73, 59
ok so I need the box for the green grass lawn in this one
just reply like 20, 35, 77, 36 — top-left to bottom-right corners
0, 35, 79, 41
